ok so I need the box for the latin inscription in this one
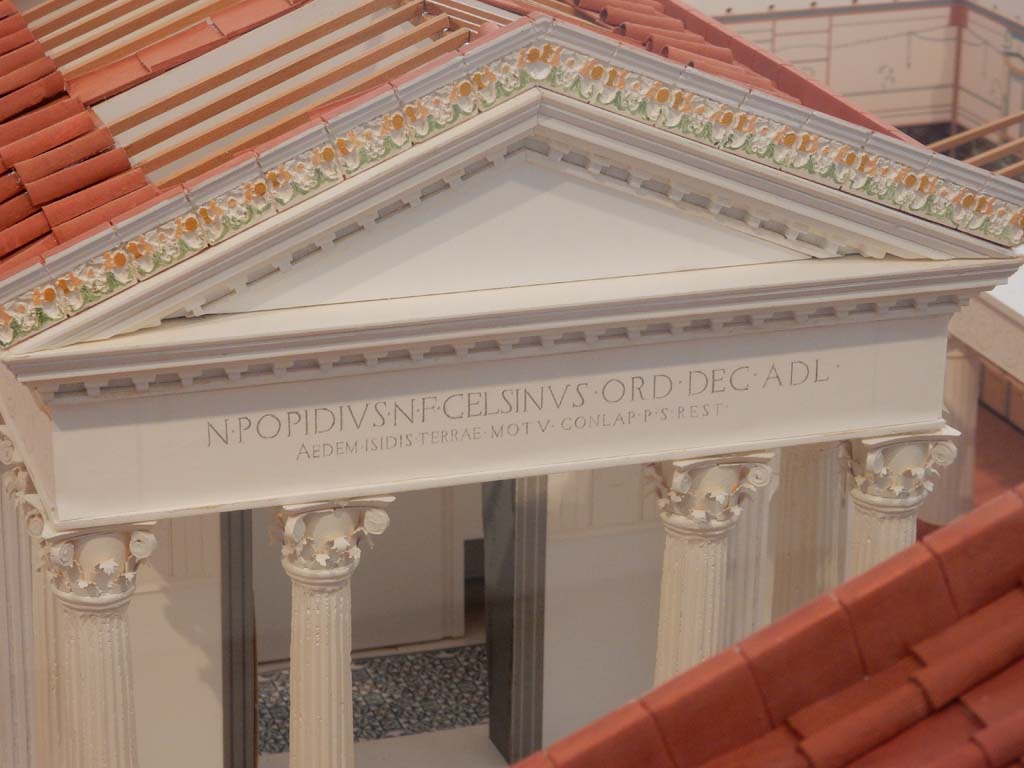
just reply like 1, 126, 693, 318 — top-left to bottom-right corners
204, 358, 834, 462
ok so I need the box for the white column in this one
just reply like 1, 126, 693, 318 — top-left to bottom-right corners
647, 453, 775, 684
846, 428, 958, 577
920, 342, 980, 525
0, 464, 36, 768
277, 497, 393, 768
770, 443, 848, 619
725, 451, 780, 645
44, 526, 157, 768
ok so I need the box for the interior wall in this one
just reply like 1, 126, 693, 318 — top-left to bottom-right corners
542, 467, 662, 745
130, 514, 224, 768
719, 1, 1024, 132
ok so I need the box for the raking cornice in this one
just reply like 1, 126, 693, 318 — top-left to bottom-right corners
1, 16, 1021, 353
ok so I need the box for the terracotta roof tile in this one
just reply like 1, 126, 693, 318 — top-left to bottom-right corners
922, 489, 1024, 615
137, 22, 226, 74
14, 128, 114, 184
68, 57, 152, 105
0, 97, 85, 147
0, 11, 25, 37
0, 111, 97, 169
0, 211, 47, 257
211, 0, 293, 38
546, 700, 675, 768
0, 171, 19, 205
0, 40, 44, 73
0, 28, 36, 57
788, 657, 922, 739
973, 711, 1024, 767
850, 704, 980, 768
834, 544, 959, 674
0, 57, 57, 100
519, 491, 1024, 768
910, 607, 1024, 709
24, 149, 131, 207
799, 683, 931, 768
0, 71, 64, 123
961, 658, 1024, 726
0, 43, 144, 270
738, 595, 865, 726
918, 742, 989, 768
42, 168, 150, 228
0, 193, 37, 230
0, 235, 49, 281
701, 727, 809, 768
912, 589, 1024, 666
642, 648, 771, 767
51, 184, 159, 243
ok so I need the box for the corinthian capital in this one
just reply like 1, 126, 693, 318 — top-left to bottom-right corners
850, 427, 959, 508
646, 452, 775, 534
276, 496, 394, 579
44, 526, 158, 606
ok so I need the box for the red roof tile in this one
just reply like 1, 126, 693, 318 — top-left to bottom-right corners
738, 595, 865, 725
834, 543, 959, 674
0, 5, 157, 266
136, 22, 226, 74
643, 648, 772, 767
516, 488, 1024, 768
546, 700, 675, 768
922, 491, 1024, 615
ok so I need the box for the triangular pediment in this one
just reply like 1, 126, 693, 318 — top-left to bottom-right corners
5, 73, 1017, 356
204, 152, 810, 316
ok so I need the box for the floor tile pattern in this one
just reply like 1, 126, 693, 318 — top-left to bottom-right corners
258, 644, 489, 754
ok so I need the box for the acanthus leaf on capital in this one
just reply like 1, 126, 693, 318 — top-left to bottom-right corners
276, 496, 394, 574
645, 453, 775, 532
851, 428, 959, 504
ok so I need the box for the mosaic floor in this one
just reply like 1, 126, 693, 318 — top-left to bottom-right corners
258, 644, 489, 753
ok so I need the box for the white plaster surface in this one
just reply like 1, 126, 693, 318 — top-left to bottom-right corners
543, 521, 662, 745
48, 313, 950, 525
208, 159, 806, 316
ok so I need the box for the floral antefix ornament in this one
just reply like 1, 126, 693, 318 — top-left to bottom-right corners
277, 497, 394, 572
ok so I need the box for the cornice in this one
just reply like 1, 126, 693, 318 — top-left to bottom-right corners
1, 19, 1021, 353
9, 258, 1017, 403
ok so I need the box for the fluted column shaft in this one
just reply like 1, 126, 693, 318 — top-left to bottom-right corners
58, 599, 137, 768
725, 452, 780, 645
44, 527, 157, 768
277, 497, 392, 768
845, 429, 957, 578
287, 564, 357, 768
648, 453, 774, 683
655, 521, 729, 682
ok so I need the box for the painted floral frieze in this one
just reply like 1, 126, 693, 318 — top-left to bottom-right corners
1, 34, 1019, 349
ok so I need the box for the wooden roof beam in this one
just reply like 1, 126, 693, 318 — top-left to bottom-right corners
928, 111, 1024, 154
965, 135, 1024, 167
157, 26, 471, 185
144, 15, 461, 176
109, 0, 406, 135
53, 0, 201, 68
64, 0, 249, 78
